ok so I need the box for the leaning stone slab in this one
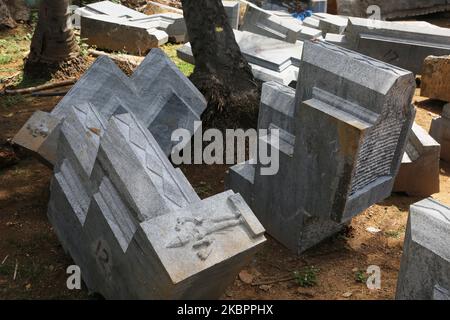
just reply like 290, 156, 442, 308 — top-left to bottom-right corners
48, 106, 265, 299
394, 123, 441, 197
421, 55, 450, 102
342, 17, 450, 74
430, 103, 450, 162
396, 198, 450, 300
227, 41, 416, 254
177, 30, 302, 86
13, 49, 206, 166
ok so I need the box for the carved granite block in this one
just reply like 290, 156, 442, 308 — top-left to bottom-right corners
396, 198, 450, 300
227, 41, 416, 254
13, 49, 206, 165
430, 103, 450, 162
394, 123, 441, 196
48, 107, 266, 299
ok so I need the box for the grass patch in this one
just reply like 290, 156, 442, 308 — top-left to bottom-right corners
161, 43, 194, 77
355, 269, 368, 283
384, 227, 405, 239
0, 54, 13, 65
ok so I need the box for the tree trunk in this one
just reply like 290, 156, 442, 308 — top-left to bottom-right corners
181, 0, 260, 129
27, 0, 79, 65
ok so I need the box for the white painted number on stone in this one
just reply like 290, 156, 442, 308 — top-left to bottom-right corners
366, 265, 381, 290
66, 265, 81, 290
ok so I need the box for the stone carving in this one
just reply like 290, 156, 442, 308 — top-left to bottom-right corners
396, 198, 450, 300
13, 49, 206, 166
227, 41, 416, 254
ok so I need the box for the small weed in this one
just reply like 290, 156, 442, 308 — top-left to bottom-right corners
294, 266, 319, 288
355, 269, 368, 283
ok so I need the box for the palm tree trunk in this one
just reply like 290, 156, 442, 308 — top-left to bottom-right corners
27, 0, 79, 64
181, 0, 260, 129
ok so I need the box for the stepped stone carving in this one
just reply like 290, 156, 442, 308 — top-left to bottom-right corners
430, 103, 450, 162
227, 41, 416, 254
13, 49, 206, 166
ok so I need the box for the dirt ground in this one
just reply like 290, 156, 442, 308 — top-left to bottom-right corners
1, 15, 449, 300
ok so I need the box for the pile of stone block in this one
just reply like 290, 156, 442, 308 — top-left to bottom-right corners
177, 29, 302, 86
421, 55, 450, 102
396, 198, 450, 300
430, 104, 450, 163
13, 49, 206, 165
393, 123, 441, 197
227, 41, 416, 254
325, 18, 450, 74
336, 0, 450, 20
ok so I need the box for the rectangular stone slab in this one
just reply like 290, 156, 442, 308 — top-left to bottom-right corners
227, 41, 416, 254
396, 198, 450, 300
47, 107, 265, 299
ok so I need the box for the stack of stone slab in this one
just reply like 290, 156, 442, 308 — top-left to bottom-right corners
47, 105, 265, 299
73, 1, 186, 54
430, 104, 450, 163
396, 198, 450, 300
421, 55, 450, 102
325, 17, 450, 75
240, 0, 323, 42
393, 123, 441, 197
336, 0, 450, 20
227, 41, 416, 254
13, 49, 206, 165
177, 29, 302, 86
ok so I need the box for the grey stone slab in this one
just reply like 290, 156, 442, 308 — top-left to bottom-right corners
430, 103, 450, 162
177, 30, 302, 86
240, 0, 304, 43
308, 0, 328, 13
396, 198, 450, 300
336, 0, 450, 20
394, 122, 441, 197
85, 0, 148, 19
341, 17, 450, 74
13, 49, 206, 166
47, 107, 265, 299
223, 1, 240, 30
227, 41, 416, 254
312, 13, 348, 35
81, 14, 168, 54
